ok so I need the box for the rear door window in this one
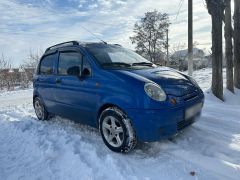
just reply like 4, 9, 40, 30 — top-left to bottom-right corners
58, 52, 82, 76
39, 54, 56, 75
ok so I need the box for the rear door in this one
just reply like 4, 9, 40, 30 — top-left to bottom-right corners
53, 49, 98, 126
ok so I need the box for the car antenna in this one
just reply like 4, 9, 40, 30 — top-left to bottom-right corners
80, 26, 107, 44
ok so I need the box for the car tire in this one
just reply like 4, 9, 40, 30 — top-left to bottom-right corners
33, 97, 49, 120
99, 107, 137, 153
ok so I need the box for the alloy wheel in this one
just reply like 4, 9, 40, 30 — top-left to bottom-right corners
34, 100, 43, 119
102, 116, 124, 148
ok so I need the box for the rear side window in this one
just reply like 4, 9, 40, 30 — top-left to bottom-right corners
58, 52, 82, 76
39, 54, 55, 75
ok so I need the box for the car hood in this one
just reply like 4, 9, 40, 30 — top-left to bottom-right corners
115, 67, 199, 96
131, 67, 189, 84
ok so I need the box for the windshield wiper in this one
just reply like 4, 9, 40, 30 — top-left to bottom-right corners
101, 62, 132, 68
132, 62, 153, 67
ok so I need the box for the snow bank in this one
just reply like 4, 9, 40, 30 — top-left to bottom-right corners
0, 68, 239, 180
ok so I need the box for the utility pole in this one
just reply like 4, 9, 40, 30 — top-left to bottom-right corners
166, 29, 169, 66
188, 0, 193, 76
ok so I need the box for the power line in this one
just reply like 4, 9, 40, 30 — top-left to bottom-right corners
176, 0, 184, 21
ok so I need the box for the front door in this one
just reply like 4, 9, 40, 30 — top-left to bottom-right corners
53, 49, 98, 126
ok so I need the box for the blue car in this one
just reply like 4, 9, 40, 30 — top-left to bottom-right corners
33, 41, 204, 153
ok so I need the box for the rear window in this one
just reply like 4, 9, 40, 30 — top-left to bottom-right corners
58, 52, 82, 76
39, 54, 55, 75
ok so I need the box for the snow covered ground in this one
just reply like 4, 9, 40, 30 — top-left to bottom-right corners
0, 68, 239, 180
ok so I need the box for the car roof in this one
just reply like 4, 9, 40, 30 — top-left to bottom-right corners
44, 41, 110, 53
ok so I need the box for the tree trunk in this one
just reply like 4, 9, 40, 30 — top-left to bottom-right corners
234, 0, 240, 89
207, 1, 224, 100
225, 0, 234, 93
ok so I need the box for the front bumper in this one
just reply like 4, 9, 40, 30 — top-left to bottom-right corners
126, 93, 204, 142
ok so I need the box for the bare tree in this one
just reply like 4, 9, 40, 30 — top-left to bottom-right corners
0, 54, 9, 70
205, 0, 225, 100
0, 54, 11, 90
6, 66, 15, 91
22, 49, 43, 84
19, 65, 31, 88
0, 54, 6, 90
224, 0, 234, 92
234, 0, 240, 89
130, 10, 170, 62
24, 49, 43, 69
0, 54, 32, 90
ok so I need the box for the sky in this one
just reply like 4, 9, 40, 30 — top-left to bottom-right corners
0, 0, 213, 67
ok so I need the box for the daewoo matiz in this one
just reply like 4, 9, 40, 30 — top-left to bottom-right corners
33, 41, 204, 153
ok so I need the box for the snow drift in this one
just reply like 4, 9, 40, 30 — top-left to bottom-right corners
0, 68, 239, 180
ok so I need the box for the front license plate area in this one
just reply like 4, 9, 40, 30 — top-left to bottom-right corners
185, 103, 202, 120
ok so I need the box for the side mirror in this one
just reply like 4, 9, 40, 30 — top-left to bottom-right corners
82, 68, 91, 77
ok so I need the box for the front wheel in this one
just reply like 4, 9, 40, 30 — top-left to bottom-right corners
99, 107, 137, 153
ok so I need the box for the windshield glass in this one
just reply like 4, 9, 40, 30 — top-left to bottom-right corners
85, 44, 156, 69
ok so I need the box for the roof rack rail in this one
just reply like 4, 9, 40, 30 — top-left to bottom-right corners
45, 41, 79, 52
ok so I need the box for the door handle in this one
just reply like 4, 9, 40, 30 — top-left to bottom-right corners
56, 78, 62, 84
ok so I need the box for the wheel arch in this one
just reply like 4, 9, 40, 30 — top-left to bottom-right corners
96, 103, 127, 128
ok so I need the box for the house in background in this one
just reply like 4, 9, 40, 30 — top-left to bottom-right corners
171, 48, 209, 71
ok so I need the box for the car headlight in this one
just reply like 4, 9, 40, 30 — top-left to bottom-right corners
144, 83, 167, 102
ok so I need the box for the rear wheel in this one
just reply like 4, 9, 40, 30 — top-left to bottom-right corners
34, 97, 49, 120
99, 107, 137, 153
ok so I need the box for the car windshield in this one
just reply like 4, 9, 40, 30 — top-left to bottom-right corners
85, 44, 156, 69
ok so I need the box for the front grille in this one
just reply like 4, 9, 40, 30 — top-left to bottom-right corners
177, 119, 195, 131
183, 90, 198, 101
